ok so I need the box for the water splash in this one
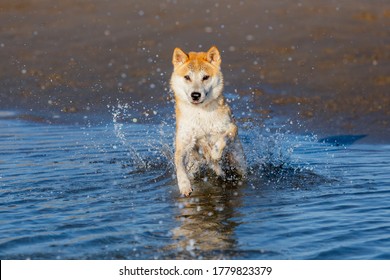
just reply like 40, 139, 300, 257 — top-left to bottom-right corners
109, 101, 175, 173
111, 102, 147, 169
238, 120, 331, 190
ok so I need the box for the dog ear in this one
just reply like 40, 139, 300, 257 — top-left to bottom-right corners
172, 48, 188, 67
206, 46, 221, 67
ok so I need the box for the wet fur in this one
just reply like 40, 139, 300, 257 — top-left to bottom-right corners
170, 46, 246, 196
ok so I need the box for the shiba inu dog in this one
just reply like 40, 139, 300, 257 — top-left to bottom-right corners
170, 46, 246, 196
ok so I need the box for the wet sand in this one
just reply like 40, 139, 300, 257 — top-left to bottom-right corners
0, 0, 389, 142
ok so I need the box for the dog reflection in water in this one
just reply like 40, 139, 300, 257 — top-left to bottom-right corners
169, 179, 243, 258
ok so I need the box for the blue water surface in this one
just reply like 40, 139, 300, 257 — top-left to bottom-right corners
1, 115, 389, 260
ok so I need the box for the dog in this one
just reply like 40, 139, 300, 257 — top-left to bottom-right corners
170, 46, 246, 196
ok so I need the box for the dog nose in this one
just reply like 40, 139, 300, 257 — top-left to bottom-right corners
191, 92, 201, 101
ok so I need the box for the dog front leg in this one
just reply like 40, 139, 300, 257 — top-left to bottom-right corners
211, 123, 238, 161
175, 135, 193, 196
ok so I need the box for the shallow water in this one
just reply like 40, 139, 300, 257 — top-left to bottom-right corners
1, 112, 389, 260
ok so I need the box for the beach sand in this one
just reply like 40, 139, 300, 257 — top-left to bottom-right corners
0, 0, 389, 142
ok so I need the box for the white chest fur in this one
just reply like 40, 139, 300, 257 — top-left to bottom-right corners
176, 103, 232, 141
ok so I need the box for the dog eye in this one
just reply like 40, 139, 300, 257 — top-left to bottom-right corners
202, 75, 210, 81
184, 75, 191, 81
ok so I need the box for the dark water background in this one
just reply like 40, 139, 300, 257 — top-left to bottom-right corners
1, 107, 389, 259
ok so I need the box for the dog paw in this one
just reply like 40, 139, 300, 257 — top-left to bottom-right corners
178, 178, 193, 197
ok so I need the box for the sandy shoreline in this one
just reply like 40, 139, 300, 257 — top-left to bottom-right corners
0, 0, 389, 142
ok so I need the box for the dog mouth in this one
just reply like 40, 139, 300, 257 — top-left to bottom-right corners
190, 99, 204, 105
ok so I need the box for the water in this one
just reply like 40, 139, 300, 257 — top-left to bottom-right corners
1, 111, 390, 260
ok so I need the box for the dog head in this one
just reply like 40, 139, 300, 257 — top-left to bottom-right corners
170, 46, 224, 106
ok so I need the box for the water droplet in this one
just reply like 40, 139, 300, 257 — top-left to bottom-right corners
204, 26, 213, 33
246, 34, 254, 41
